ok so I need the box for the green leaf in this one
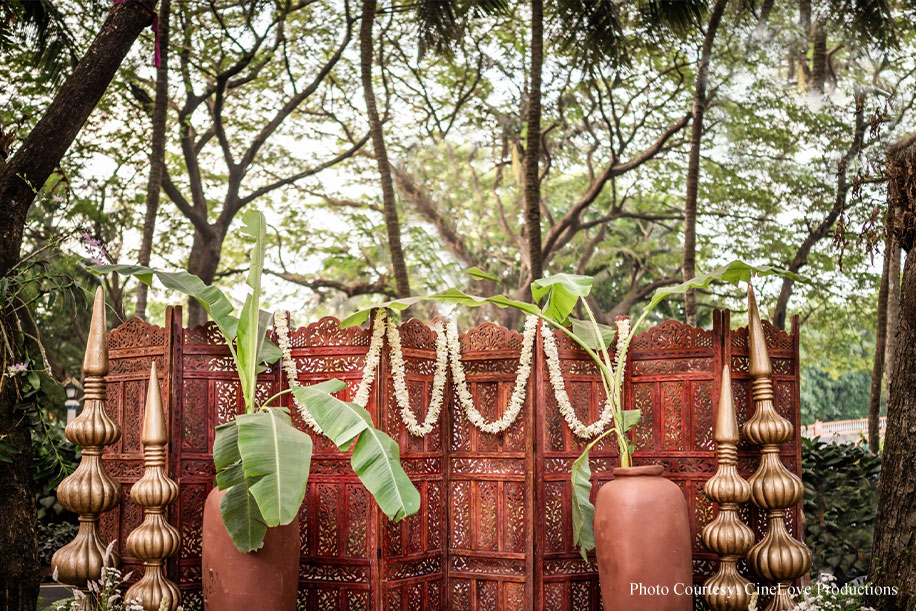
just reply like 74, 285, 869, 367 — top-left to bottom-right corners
291, 382, 421, 521
240, 209, 267, 291
464, 266, 499, 282
215, 460, 244, 490
569, 317, 615, 350
645, 261, 805, 312
621, 409, 641, 433
571, 430, 612, 560
91, 264, 238, 339
89, 263, 154, 286
531, 274, 593, 324
258, 338, 282, 367
235, 210, 270, 409
219, 469, 268, 552
213, 422, 240, 473
236, 408, 313, 527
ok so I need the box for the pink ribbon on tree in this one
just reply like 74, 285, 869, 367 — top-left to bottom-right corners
113, 0, 161, 68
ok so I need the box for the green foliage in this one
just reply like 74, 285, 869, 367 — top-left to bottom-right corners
33, 411, 78, 523
236, 408, 312, 527
569, 434, 600, 560
98, 210, 419, 553
645, 261, 805, 310
803, 437, 881, 583
801, 366, 872, 424
37, 521, 77, 567
291, 380, 421, 522
0, 0, 77, 85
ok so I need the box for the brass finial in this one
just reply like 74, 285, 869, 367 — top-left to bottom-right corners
747, 283, 771, 379
125, 363, 181, 611
82, 286, 109, 377
714, 365, 739, 446
141, 362, 167, 446
743, 287, 811, 610
702, 365, 755, 611
53, 287, 121, 608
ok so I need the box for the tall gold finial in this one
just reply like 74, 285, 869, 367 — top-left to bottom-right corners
82, 287, 109, 377
743, 285, 811, 610
715, 365, 740, 446
125, 363, 181, 610
141, 362, 167, 446
746, 283, 772, 379
702, 365, 755, 611
53, 286, 121, 609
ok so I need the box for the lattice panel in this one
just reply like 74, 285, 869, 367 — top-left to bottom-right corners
99, 309, 802, 611
101, 312, 176, 591
448, 323, 533, 611
378, 318, 447, 609
284, 316, 375, 608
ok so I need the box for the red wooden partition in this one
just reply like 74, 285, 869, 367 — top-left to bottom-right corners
99, 308, 802, 610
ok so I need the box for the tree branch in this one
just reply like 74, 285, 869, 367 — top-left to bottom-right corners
541, 113, 690, 259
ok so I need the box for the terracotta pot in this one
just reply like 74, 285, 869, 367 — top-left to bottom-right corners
202, 487, 300, 611
594, 465, 693, 611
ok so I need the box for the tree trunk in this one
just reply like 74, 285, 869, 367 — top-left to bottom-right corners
682, 0, 728, 326
135, 0, 170, 320
867, 140, 916, 610
886, 236, 901, 397
186, 224, 226, 327
359, 0, 410, 299
810, 21, 827, 93
868, 231, 891, 452
756, 0, 775, 32
0, 1, 153, 277
0, 4, 151, 610
523, 0, 544, 291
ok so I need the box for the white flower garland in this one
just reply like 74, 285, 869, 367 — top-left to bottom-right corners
540, 318, 631, 439
276, 307, 629, 441
274, 311, 322, 433
352, 308, 387, 408
447, 315, 538, 434
388, 316, 449, 437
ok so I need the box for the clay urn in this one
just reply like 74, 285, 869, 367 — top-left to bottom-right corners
594, 465, 693, 611
202, 487, 301, 610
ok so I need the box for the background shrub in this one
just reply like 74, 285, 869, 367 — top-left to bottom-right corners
803, 437, 881, 583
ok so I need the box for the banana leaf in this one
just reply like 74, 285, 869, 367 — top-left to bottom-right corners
292, 380, 420, 521
236, 407, 313, 527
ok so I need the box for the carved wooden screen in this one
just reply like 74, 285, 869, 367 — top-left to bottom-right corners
100, 309, 179, 588
447, 323, 533, 611
535, 323, 620, 611
282, 316, 375, 609
99, 309, 802, 611
623, 313, 726, 606
376, 319, 447, 609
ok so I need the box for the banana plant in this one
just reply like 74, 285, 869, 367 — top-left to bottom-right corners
341, 260, 803, 559
93, 209, 420, 552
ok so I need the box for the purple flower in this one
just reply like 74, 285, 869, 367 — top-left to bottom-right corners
80, 231, 109, 265
7, 363, 27, 375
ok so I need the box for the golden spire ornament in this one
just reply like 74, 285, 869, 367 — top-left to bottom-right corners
744, 284, 812, 610
702, 365, 756, 611
53, 287, 122, 605
125, 362, 181, 611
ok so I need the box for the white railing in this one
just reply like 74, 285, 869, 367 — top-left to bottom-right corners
800, 417, 887, 444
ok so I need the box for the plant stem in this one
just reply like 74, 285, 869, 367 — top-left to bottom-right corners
259, 387, 293, 411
